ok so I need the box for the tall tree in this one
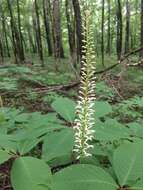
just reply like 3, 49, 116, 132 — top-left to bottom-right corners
43, 0, 53, 56
101, 0, 105, 66
16, 0, 25, 60
0, 5, 10, 57
106, 0, 111, 55
141, 0, 143, 58
7, 0, 25, 63
52, 0, 64, 59
125, 0, 130, 53
34, 0, 44, 66
116, 0, 123, 60
65, 0, 76, 67
72, 0, 82, 59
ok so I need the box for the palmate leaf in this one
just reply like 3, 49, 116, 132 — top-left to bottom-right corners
11, 157, 52, 190
42, 128, 74, 161
51, 97, 76, 122
113, 141, 143, 187
52, 164, 117, 190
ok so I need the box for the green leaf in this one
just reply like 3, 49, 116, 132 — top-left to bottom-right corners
11, 157, 52, 190
0, 149, 12, 165
113, 141, 143, 187
17, 138, 42, 155
51, 97, 76, 122
42, 128, 74, 161
95, 101, 112, 118
53, 164, 117, 190
95, 119, 130, 141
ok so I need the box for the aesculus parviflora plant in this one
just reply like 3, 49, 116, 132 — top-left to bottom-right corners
73, 10, 96, 159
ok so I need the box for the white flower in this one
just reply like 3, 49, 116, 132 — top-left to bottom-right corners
73, 10, 96, 159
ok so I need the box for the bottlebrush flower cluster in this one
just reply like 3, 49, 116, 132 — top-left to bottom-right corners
73, 10, 96, 159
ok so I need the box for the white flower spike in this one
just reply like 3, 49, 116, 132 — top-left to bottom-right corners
73, 10, 96, 159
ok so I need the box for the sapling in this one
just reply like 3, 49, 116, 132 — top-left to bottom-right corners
73, 10, 96, 159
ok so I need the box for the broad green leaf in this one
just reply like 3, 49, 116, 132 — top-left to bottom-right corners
127, 122, 143, 137
95, 119, 130, 141
51, 97, 76, 122
95, 101, 112, 118
42, 128, 74, 161
11, 157, 52, 190
17, 138, 42, 155
0, 149, 12, 164
53, 164, 117, 190
113, 141, 143, 187
130, 178, 143, 190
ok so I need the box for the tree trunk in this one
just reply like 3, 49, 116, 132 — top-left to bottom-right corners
72, 0, 82, 59
65, 0, 76, 67
106, 0, 111, 55
101, 0, 105, 67
43, 0, 53, 56
52, 0, 64, 59
34, 0, 44, 66
125, 0, 130, 54
1, 9, 10, 58
7, 0, 24, 63
16, 0, 25, 60
141, 0, 143, 58
116, 0, 123, 60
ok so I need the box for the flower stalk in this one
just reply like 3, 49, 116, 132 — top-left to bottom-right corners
73, 10, 96, 159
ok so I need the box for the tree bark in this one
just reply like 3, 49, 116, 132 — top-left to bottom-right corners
101, 0, 105, 67
52, 0, 64, 59
65, 0, 77, 67
141, 0, 143, 58
43, 0, 53, 56
7, 0, 24, 63
116, 0, 123, 60
34, 0, 44, 66
16, 0, 25, 60
72, 0, 82, 59
106, 0, 111, 55
125, 0, 130, 53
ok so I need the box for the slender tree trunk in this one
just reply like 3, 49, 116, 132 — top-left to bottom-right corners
17, 0, 25, 60
65, 0, 76, 67
141, 0, 143, 58
7, 0, 25, 63
125, 0, 130, 54
101, 0, 105, 67
106, 0, 111, 55
1, 10, 10, 57
52, 0, 64, 59
43, 0, 53, 56
0, 38, 4, 63
27, 26, 37, 54
116, 0, 123, 60
34, 0, 44, 66
72, 0, 82, 59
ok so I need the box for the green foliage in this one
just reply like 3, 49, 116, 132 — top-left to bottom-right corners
113, 141, 143, 187
0, 149, 12, 165
114, 96, 143, 121
11, 157, 52, 190
51, 97, 76, 122
42, 128, 74, 162
52, 165, 118, 190
96, 81, 115, 99
1, 64, 143, 190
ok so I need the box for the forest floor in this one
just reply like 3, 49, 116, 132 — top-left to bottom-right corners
0, 56, 143, 190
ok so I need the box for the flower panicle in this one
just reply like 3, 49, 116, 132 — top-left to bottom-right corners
73, 10, 96, 159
